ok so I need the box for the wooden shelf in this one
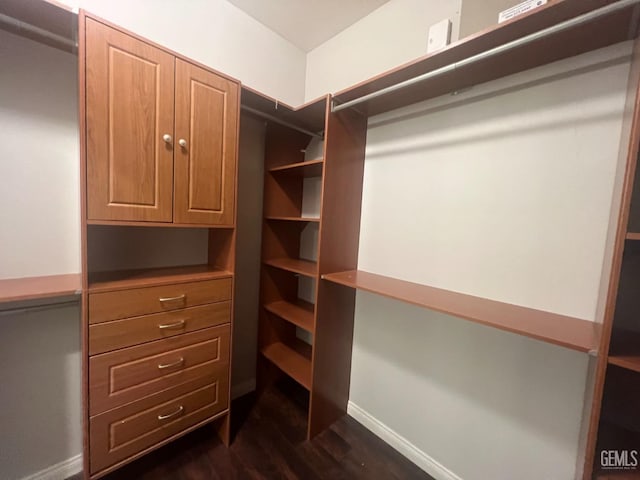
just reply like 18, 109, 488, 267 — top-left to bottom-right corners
322, 270, 596, 352
88, 265, 232, 293
608, 329, 640, 359
0, 274, 81, 304
607, 329, 640, 375
332, 0, 635, 116
261, 340, 312, 390
626, 232, 640, 240
269, 159, 324, 177
265, 216, 320, 223
264, 299, 315, 333
264, 258, 317, 278
608, 355, 640, 373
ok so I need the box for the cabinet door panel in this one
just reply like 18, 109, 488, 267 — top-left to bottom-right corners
86, 19, 174, 222
174, 60, 238, 225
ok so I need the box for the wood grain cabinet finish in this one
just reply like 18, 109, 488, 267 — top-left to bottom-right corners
90, 380, 228, 474
85, 18, 175, 222
89, 325, 230, 415
88, 277, 232, 324
89, 301, 231, 355
174, 60, 238, 225
85, 18, 239, 226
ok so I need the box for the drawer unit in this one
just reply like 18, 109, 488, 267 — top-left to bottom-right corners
90, 325, 230, 415
81, 13, 239, 478
89, 301, 231, 355
89, 277, 232, 324
90, 379, 228, 475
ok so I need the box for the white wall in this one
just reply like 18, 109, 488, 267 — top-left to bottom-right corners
347, 43, 632, 480
59, 0, 307, 106
458, 0, 515, 38
304, 0, 462, 101
359, 44, 629, 321
0, 303, 82, 480
0, 30, 82, 480
0, 29, 80, 279
351, 294, 590, 480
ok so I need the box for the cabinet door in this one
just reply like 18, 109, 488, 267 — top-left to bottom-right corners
174, 59, 239, 225
86, 19, 175, 222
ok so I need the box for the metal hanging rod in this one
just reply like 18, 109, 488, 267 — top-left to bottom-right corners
241, 105, 324, 138
0, 12, 77, 51
332, 0, 640, 113
0, 299, 79, 317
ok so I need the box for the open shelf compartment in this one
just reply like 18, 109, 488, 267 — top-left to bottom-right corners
88, 264, 232, 293
608, 354, 640, 374
86, 225, 235, 292
261, 339, 312, 390
265, 216, 320, 223
269, 158, 324, 177
264, 258, 317, 278
607, 241, 640, 366
594, 415, 640, 478
264, 299, 315, 333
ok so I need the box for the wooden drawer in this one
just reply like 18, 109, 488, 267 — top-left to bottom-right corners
89, 301, 231, 355
89, 278, 232, 324
90, 379, 228, 475
89, 325, 229, 415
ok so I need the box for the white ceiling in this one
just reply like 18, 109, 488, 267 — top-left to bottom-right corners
227, 0, 390, 52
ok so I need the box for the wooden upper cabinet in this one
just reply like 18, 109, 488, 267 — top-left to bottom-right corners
84, 18, 239, 226
174, 60, 238, 225
86, 18, 175, 222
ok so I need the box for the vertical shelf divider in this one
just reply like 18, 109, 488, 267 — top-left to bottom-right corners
309, 103, 368, 438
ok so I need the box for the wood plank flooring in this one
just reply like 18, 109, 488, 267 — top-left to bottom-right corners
74, 380, 433, 479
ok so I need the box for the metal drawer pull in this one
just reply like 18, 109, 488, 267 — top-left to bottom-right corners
159, 294, 186, 303
158, 319, 186, 330
157, 405, 184, 421
157, 357, 184, 370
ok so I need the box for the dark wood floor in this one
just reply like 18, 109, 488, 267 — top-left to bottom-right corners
73, 379, 433, 480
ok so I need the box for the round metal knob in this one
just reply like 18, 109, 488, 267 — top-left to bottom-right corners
162, 134, 172, 144
178, 139, 187, 148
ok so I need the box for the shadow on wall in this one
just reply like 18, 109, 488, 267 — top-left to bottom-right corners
0, 302, 82, 480
231, 114, 265, 395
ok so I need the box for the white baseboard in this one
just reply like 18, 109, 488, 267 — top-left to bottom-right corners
21, 454, 82, 480
231, 378, 256, 399
347, 402, 463, 480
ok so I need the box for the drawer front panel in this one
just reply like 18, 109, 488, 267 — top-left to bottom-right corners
89, 278, 232, 323
90, 325, 230, 415
90, 379, 228, 474
89, 301, 231, 354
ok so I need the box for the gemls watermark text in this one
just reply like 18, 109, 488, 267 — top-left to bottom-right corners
601, 450, 639, 470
